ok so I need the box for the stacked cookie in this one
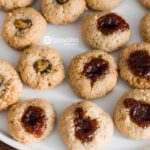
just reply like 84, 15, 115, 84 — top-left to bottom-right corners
0, 0, 149, 150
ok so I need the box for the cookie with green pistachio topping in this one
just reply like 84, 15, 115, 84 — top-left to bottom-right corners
17, 45, 65, 90
2, 7, 47, 50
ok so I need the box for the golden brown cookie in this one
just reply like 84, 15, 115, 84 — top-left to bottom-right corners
139, 0, 150, 9
41, 0, 86, 25
140, 12, 150, 43
0, 61, 22, 111
119, 42, 150, 89
114, 89, 150, 140
68, 50, 118, 99
7, 99, 56, 144
18, 45, 65, 90
3, 7, 47, 50
82, 12, 131, 52
59, 101, 113, 150
0, 0, 34, 11
86, 0, 123, 11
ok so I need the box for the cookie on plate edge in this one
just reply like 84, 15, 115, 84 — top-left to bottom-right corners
114, 89, 150, 140
0, 60, 22, 111
59, 101, 113, 150
7, 99, 56, 144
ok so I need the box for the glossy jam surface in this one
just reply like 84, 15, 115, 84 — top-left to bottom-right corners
97, 13, 129, 35
33, 59, 51, 74
74, 107, 98, 142
128, 50, 150, 80
21, 106, 46, 138
124, 98, 150, 128
83, 58, 109, 83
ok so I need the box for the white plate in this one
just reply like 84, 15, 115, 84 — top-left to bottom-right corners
0, 0, 150, 150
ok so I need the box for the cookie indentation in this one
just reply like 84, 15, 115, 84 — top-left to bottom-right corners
0, 76, 9, 98
124, 98, 150, 128
128, 50, 150, 80
83, 58, 109, 83
74, 107, 98, 142
33, 59, 52, 74
14, 19, 32, 30
21, 106, 46, 138
97, 13, 129, 35
56, 0, 68, 4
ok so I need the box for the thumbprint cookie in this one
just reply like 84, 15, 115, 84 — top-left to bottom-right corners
0, 0, 34, 11
114, 89, 150, 140
7, 99, 56, 144
119, 42, 150, 89
0, 61, 22, 111
59, 101, 113, 150
17, 45, 65, 90
82, 12, 131, 52
86, 0, 123, 11
68, 50, 118, 99
3, 7, 47, 50
40, 0, 86, 25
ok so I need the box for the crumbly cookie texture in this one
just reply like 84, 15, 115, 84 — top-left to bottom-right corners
7, 99, 56, 144
18, 45, 65, 90
86, 0, 123, 11
40, 0, 86, 25
139, 0, 150, 9
0, 0, 34, 11
0, 60, 22, 111
119, 42, 150, 89
59, 101, 113, 150
82, 12, 131, 52
3, 7, 47, 50
114, 89, 150, 140
68, 50, 118, 99
140, 12, 150, 43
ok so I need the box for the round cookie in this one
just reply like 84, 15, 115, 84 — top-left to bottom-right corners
139, 0, 150, 9
82, 12, 131, 52
59, 101, 113, 150
0, 0, 34, 11
140, 12, 150, 43
114, 89, 150, 140
7, 99, 56, 144
3, 7, 47, 50
18, 45, 65, 90
119, 42, 150, 89
68, 50, 118, 99
86, 0, 123, 11
0, 61, 22, 111
40, 0, 86, 25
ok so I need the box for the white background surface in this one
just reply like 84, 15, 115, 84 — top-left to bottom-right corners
0, 0, 150, 150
